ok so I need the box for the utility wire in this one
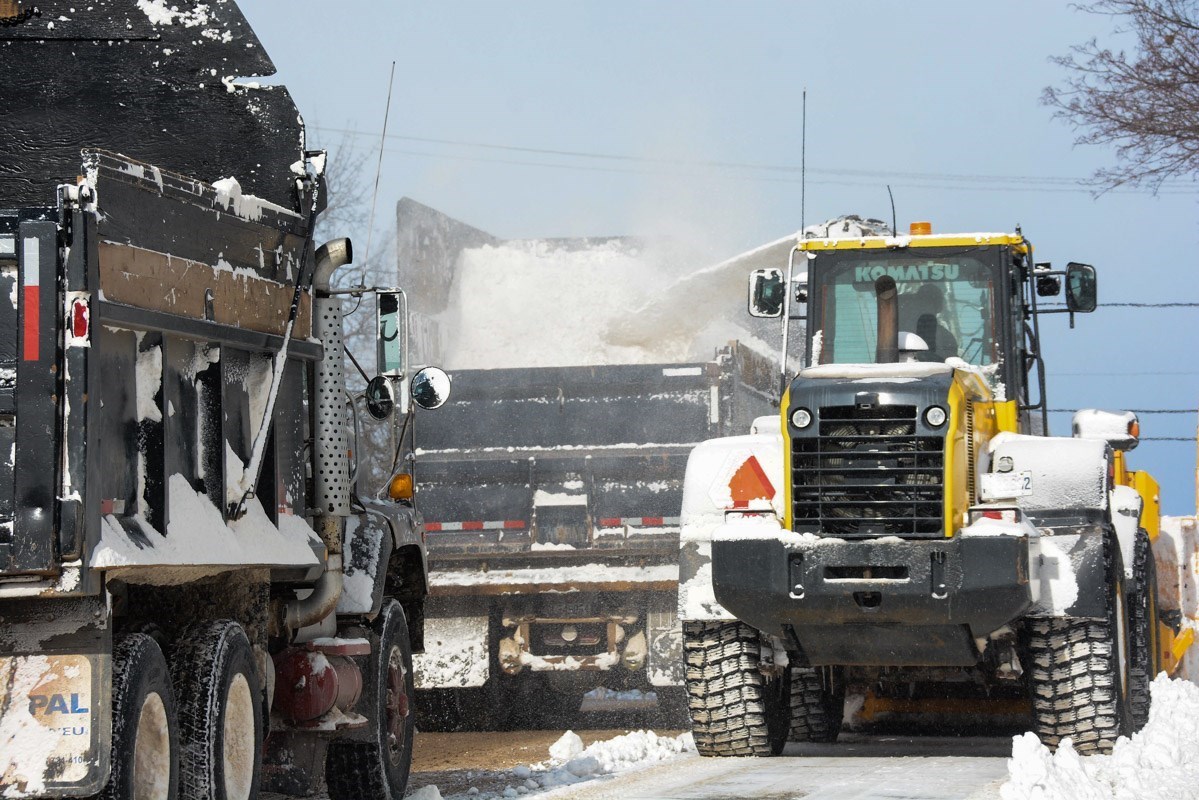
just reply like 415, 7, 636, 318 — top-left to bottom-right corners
1049, 408, 1195, 414
310, 125, 1199, 195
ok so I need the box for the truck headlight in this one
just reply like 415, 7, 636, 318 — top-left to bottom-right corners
925, 406, 947, 428
791, 408, 813, 429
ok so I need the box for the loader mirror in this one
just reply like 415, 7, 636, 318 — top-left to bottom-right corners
1065, 263, 1097, 313
749, 268, 784, 318
410, 366, 451, 410
364, 376, 396, 421
376, 291, 405, 378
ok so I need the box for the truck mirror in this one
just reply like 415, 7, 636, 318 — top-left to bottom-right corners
748, 268, 785, 318
364, 375, 396, 421
377, 290, 405, 377
411, 366, 451, 410
1065, 263, 1097, 313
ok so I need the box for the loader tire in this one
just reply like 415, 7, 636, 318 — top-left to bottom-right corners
1027, 532, 1131, 755
105, 633, 180, 800
170, 620, 263, 800
788, 666, 844, 744
326, 600, 415, 800
683, 621, 788, 757
1128, 528, 1159, 731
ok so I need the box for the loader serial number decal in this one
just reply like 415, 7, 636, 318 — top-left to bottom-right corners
979, 470, 1034, 501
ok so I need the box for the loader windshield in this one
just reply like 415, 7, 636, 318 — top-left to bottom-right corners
809, 252, 998, 367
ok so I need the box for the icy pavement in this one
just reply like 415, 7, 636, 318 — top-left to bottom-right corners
410, 732, 1009, 800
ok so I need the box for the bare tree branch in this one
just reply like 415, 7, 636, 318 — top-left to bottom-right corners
1046, 0, 1199, 191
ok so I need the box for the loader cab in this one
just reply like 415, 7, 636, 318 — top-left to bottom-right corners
749, 227, 1098, 432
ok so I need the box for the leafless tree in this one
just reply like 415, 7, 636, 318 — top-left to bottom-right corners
314, 132, 401, 493
1044, 0, 1199, 191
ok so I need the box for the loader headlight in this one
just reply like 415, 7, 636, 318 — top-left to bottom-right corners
790, 407, 813, 429
924, 405, 947, 428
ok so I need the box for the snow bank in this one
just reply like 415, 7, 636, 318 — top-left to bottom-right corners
1000, 675, 1199, 800
469, 730, 695, 799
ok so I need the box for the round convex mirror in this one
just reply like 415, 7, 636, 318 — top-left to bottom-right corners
410, 366, 451, 410
364, 375, 396, 421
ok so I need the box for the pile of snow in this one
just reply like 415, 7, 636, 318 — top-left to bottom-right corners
437, 238, 726, 369
452, 729, 694, 799
1000, 675, 1199, 799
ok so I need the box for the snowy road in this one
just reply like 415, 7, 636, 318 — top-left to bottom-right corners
539, 736, 1008, 800
407, 732, 1011, 800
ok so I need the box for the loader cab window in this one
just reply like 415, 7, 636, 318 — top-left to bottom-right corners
810, 253, 998, 368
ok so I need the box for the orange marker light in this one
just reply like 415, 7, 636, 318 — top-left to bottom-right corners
389, 473, 414, 501
1129, 419, 1141, 439
910, 221, 932, 235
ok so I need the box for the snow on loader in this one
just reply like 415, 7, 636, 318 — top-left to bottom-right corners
0, 4, 450, 799
677, 221, 1193, 757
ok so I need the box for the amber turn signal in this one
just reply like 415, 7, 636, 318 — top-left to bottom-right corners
388, 473, 414, 501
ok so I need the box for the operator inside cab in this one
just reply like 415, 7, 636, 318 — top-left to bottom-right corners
904, 284, 958, 362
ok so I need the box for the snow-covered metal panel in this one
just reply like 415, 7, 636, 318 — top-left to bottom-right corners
987, 433, 1109, 516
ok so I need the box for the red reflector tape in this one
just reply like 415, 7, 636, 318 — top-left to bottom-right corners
22, 285, 38, 361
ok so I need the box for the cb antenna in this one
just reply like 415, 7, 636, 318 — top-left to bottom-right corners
887, 184, 897, 236
361, 60, 397, 286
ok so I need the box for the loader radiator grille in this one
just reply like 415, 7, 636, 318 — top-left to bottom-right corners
792, 405, 944, 537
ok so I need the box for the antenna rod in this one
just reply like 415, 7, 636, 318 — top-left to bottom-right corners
800, 89, 807, 234
361, 61, 397, 283
887, 184, 897, 235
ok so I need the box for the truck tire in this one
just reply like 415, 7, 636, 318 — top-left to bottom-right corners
788, 666, 843, 744
170, 620, 263, 800
1128, 529, 1158, 731
1027, 533, 1131, 755
683, 621, 788, 757
105, 633, 180, 800
326, 600, 415, 800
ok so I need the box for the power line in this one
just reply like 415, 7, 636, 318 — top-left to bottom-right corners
1049, 408, 1195, 414
309, 125, 1199, 195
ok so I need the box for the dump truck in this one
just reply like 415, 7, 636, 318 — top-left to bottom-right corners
678, 221, 1194, 757
413, 344, 777, 727
0, 4, 448, 799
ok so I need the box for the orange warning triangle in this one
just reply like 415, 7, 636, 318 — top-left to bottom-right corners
729, 455, 776, 508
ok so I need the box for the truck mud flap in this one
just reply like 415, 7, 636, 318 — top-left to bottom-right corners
1, 597, 111, 798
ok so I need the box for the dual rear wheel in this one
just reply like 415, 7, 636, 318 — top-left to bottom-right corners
106, 603, 416, 800
106, 620, 262, 800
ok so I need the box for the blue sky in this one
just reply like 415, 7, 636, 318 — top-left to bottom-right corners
241, 1, 1199, 513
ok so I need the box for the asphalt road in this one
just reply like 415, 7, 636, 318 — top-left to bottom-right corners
407, 731, 1012, 800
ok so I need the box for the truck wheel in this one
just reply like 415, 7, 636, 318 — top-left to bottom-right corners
170, 620, 263, 800
1027, 533, 1131, 755
788, 666, 844, 743
1127, 529, 1158, 731
105, 634, 180, 800
683, 621, 789, 757
326, 600, 414, 800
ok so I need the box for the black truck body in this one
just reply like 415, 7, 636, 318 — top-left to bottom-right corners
413, 344, 776, 721
1, 5, 438, 799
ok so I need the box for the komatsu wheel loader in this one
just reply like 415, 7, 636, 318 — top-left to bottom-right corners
677, 221, 1193, 757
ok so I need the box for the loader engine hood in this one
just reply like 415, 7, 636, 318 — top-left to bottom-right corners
785, 364, 958, 538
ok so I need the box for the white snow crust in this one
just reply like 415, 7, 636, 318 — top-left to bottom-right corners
89, 474, 319, 579
414, 616, 490, 689
429, 564, 677, 590
1001, 675, 1199, 800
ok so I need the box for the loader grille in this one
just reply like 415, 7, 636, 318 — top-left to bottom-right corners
792, 404, 944, 537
